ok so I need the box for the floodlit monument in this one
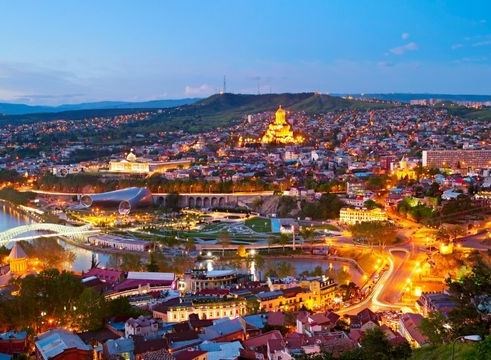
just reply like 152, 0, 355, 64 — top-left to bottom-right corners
260, 106, 304, 145
109, 149, 192, 174
8, 243, 28, 275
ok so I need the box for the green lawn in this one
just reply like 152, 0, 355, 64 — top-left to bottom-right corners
245, 217, 272, 233
410, 343, 479, 360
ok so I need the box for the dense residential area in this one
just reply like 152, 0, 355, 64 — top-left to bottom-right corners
0, 92, 490, 360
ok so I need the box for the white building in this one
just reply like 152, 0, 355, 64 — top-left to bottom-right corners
125, 316, 159, 339
87, 234, 151, 252
339, 207, 387, 225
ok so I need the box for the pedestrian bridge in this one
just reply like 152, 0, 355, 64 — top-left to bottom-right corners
0, 223, 99, 245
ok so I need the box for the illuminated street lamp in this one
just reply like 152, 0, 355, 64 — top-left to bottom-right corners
451, 335, 481, 360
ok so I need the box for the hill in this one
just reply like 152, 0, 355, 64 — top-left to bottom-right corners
140, 92, 393, 133
0, 98, 199, 115
0, 108, 156, 125
0, 92, 394, 133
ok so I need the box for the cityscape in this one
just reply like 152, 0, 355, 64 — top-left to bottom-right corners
0, 1, 490, 360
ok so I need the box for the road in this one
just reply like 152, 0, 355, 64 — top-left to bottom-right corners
337, 248, 410, 315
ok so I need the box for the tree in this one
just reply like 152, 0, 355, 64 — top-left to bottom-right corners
475, 336, 491, 360
350, 221, 398, 247
254, 254, 265, 271
300, 352, 333, 360
119, 253, 143, 272
90, 253, 100, 269
444, 258, 491, 339
419, 311, 452, 345
391, 339, 412, 359
246, 298, 260, 314
218, 230, 231, 256
357, 326, 411, 360
165, 192, 180, 212
278, 233, 290, 252
339, 281, 357, 301
75, 288, 107, 331
360, 327, 392, 360
365, 175, 388, 191
267, 235, 276, 253
299, 227, 315, 245
311, 265, 324, 277
276, 261, 295, 278
22, 238, 76, 270
146, 252, 159, 272
0, 269, 113, 332
364, 199, 380, 210
106, 297, 142, 319
301, 193, 345, 220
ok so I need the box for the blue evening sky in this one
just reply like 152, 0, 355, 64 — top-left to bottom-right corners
1, 0, 490, 104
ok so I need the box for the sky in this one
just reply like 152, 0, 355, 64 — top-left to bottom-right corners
1, 0, 490, 105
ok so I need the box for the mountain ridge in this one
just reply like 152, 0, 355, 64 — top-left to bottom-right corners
0, 98, 200, 115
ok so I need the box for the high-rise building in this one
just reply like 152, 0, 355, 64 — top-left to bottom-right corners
422, 150, 491, 170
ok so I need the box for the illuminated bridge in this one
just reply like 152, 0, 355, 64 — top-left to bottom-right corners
0, 223, 100, 245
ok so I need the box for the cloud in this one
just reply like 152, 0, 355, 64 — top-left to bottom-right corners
377, 61, 395, 68
452, 56, 488, 64
0, 61, 88, 104
451, 43, 463, 50
401, 32, 410, 40
389, 42, 418, 55
472, 40, 491, 47
184, 84, 214, 96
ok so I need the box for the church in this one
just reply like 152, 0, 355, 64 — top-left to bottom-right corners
260, 106, 304, 145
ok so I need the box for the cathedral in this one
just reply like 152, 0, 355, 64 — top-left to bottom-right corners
260, 106, 304, 145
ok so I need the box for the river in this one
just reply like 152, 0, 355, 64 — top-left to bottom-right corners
1, 206, 362, 281
0, 204, 110, 272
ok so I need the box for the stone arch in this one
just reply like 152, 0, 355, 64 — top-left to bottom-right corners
211, 197, 218, 207
157, 196, 165, 207
219, 197, 226, 207
203, 197, 210, 208
188, 197, 195, 208
196, 197, 203, 208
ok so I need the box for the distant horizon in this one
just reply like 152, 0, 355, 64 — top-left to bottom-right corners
2, 91, 491, 107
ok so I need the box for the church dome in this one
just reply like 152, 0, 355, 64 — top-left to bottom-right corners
275, 105, 285, 116
126, 149, 137, 162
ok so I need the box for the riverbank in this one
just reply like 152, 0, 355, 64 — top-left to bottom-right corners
0, 198, 40, 224
264, 254, 366, 275
60, 235, 152, 258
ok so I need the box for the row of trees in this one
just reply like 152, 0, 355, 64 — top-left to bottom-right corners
0, 187, 36, 205
397, 197, 435, 223
105, 251, 195, 275
36, 173, 275, 194
301, 193, 345, 220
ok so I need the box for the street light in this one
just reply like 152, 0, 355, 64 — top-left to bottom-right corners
451, 335, 482, 360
